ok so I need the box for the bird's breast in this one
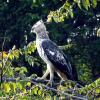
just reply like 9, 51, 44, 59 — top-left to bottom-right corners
36, 39, 49, 63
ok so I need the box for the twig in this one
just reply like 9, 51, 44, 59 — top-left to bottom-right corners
1, 77, 87, 100
30, 79, 87, 100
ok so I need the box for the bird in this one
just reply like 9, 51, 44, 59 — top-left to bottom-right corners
31, 20, 76, 85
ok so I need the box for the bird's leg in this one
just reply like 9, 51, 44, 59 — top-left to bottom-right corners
56, 70, 67, 85
60, 79, 65, 86
37, 69, 49, 80
41, 69, 49, 79
47, 65, 54, 86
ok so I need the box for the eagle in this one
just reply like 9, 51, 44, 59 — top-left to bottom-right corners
31, 20, 76, 85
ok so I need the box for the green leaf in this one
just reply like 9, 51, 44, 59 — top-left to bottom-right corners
15, 67, 21, 72
17, 82, 23, 90
9, 53, 14, 60
69, 9, 74, 18
3, 83, 11, 93
0, 90, 3, 96
12, 83, 17, 93
95, 88, 100, 94
8, 68, 14, 76
77, 2, 82, 9
86, 0, 90, 7
64, 1, 70, 10
23, 88, 27, 94
91, 0, 97, 8
74, 0, 82, 9
38, 89, 42, 95
59, 16, 64, 22
21, 67, 27, 73
20, 67, 27, 74
27, 82, 31, 87
0, 63, 2, 68
82, 0, 90, 10
32, 86, 39, 95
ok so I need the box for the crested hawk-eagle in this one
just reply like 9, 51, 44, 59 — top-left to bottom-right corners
31, 20, 76, 83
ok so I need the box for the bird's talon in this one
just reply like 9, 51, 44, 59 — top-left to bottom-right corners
36, 77, 44, 81
46, 81, 53, 87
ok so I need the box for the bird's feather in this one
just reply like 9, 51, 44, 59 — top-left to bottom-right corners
42, 39, 74, 80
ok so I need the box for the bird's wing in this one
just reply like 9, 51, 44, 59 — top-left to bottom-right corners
42, 39, 74, 80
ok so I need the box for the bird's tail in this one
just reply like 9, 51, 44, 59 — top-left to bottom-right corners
67, 61, 75, 81
63, 54, 77, 81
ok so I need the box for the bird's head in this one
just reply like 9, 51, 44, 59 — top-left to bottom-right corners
31, 20, 47, 34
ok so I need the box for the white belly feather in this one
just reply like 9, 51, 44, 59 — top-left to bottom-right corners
36, 39, 50, 63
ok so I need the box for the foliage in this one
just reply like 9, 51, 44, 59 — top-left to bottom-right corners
0, 0, 100, 99
0, 78, 100, 99
47, 0, 98, 22
77, 78, 100, 98
0, 41, 36, 82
